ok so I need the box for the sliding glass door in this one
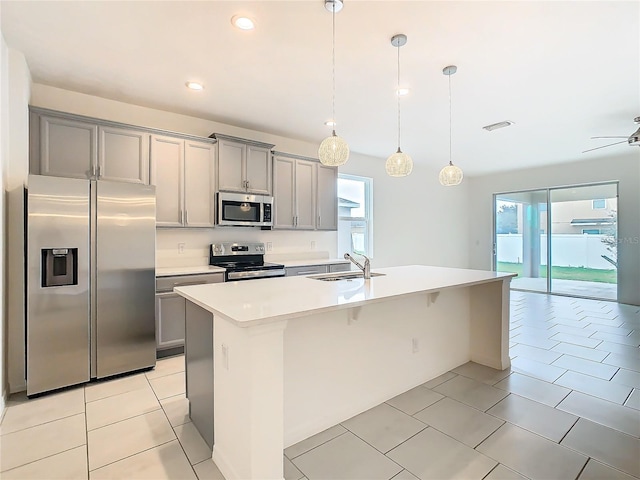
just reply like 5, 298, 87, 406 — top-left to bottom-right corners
494, 190, 548, 293
494, 182, 618, 301
549, 184, 617, 300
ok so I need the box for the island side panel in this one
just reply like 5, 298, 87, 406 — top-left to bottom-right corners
283, 288, 472, 447
469, 277, 512, 370
213, 316, 287, 480
185, 301, 215, 450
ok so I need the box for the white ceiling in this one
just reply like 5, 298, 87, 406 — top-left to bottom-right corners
2, 1, 639, 175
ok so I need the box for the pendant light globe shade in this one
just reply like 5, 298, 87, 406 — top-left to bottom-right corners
385, 149, 413, 177
439, 161, 463, 186
319, 131, 350, 166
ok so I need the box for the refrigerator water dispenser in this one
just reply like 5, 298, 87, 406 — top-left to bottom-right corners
41, 248, 78, 287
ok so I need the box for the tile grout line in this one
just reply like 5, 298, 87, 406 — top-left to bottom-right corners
84, 385, 89, 479
143, 369, 202, 477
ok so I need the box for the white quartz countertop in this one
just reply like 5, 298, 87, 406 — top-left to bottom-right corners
174, 265, 516, 327
156, 265, 226, 277
280, 259, 351, 268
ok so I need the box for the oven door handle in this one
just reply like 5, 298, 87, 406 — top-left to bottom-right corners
227, 269, 286, 280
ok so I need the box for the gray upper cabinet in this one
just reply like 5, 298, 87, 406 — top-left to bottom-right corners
213, 134, 274, 195
34, 112, 149, 184
98, 126, 149, 184
184, 140, 216, 227
151, 135, 184, 227
38, 115, 98, 179
150, 135, 216, 228
316, 164, 338, 230
273, 154, 316, 230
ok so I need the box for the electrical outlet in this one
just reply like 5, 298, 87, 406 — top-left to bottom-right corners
412, 338, 420, 353
178, 243, 185, 254
266, 242, 273, 251
311, 241, 316, 250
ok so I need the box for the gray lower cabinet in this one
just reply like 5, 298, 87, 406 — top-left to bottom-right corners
329, 263, 351, 273
155, 273, 224, 351
155, 293, 186, 350
285, 262, 351, 276
285, 265, 328, 276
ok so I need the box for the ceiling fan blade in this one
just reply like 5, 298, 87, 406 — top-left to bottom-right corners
582, 140, 628, 153
590, 136, 629, 139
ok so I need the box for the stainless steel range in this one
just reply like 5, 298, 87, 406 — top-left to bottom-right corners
210, 242, 285, 281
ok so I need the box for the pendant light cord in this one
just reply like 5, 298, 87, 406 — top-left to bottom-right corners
448, 71, 452, 165
397, 42, 401, 151
331, 2, 336, 134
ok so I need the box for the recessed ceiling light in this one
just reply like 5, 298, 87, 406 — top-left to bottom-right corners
483, 120, 514, 131
232, 15, 255, 30
324, 120, 336, 127
186, 82, 204, 91
396, 88, 410, 96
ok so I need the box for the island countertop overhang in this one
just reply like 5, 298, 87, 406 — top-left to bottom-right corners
173, 265, 516, 328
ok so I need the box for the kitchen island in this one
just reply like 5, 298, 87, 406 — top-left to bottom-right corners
175, 265, 515, 480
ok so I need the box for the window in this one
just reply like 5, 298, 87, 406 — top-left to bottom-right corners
337, 174, 373, 257
582, 229, 601, 234
592, 199, 606, 209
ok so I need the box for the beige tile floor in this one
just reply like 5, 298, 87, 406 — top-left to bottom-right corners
1, 292, 639, 479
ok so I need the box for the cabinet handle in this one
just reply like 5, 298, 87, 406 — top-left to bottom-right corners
96, 165, 101, 178
185, 210, 188, 225
318, 215, 321, 225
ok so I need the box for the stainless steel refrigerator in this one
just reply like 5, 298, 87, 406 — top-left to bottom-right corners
26, 174, 156, 396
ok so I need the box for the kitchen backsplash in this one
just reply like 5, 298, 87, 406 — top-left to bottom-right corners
156, 228, 338, 267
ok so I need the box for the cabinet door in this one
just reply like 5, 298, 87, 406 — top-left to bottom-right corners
295, 160, 317, 230
150, 135, 184, 227
156, 293, 186, 350
316, 165, 338, 230
245, 146, 272, 195
40, 115, 97, 179
285, 265, 328, 276
273, 156, 295, 229
217, 139, 245, 192
184, 140, 215, 227
98, 126, 149, 184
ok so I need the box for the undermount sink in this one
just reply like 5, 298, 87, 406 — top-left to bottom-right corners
309, 272, 386, 281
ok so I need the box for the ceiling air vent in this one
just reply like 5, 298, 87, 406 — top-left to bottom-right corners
483, 120, 514, 131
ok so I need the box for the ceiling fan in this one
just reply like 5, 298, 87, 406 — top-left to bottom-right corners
582, 116, 640, 153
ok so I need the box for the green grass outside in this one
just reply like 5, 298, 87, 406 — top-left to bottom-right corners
497, 262, 617, 284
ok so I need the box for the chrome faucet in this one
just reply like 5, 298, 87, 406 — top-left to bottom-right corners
344, 253, 371, 279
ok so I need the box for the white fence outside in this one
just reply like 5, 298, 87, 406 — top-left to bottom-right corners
497, 234, 616, 270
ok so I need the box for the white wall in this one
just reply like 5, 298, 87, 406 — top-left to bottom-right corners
468, 153, 640, 305
4, 49, 30, 394
341, 155, 470, 269
0, 25, 8, 413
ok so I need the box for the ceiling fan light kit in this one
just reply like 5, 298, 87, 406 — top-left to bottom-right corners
582, 116, 640, 153
385, 33, 413, 177
439, 65, 463, 186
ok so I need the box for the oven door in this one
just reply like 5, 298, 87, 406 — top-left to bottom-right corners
217, 192, 266, 226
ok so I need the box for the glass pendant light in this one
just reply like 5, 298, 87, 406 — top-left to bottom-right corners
318, 0, 350, 167
385, 34, 413, 177
439, 65, 463, 186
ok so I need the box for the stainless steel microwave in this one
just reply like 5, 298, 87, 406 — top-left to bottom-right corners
216, 192, 273, 227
